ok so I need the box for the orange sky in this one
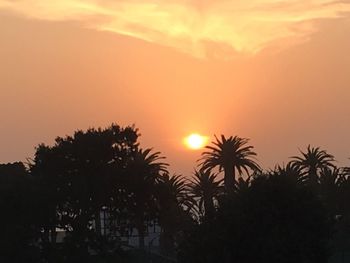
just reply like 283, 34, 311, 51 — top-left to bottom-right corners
1, 1, 350, 175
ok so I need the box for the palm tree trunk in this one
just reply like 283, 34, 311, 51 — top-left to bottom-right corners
309, 167, 319, 194
224, 165, 235, 193
204, 195, 215, 220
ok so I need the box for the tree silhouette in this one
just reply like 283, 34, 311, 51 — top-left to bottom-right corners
200, 135, 260, 192
332, 170, 350, 260
156, 173, 191, 254
290, 145, 336, 191
0, 162, 41, 262
272, 162, 307, 186
179, 171, 331, 263
124, 147, 168, 249
189, 169, 222, 221
338, 168, 350, 218
30, 124, 140, 258
319, 167, 342, 217
4, 125, 349, 262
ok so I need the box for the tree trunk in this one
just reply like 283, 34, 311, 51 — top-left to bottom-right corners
224, 165, 235, 193
309, 167, 319, 195
204, 195, 215, 220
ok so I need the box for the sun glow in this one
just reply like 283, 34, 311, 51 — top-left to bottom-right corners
184, 133, 208, 150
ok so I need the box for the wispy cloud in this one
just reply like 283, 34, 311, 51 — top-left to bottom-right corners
1, 0, 349, 58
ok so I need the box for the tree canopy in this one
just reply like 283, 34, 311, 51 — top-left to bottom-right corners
0, 126, 349, 262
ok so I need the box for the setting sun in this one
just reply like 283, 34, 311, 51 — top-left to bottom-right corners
184, 133, 208, 150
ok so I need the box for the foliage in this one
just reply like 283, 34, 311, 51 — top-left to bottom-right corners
123, 147, 168, 249
290, 145, 336, 189
188, 169, 222, 220
179, 171, 332, 263
0, 163, 41, 262
200, 135, 260, 192
2, 128, 350, 262
156, 173, 193, 254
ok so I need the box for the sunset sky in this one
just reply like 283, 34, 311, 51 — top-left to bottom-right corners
1, 0, 350, 175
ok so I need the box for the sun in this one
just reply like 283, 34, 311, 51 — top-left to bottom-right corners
184, 133, 208, 150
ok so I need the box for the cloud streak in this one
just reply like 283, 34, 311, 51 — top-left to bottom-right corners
1, 0, 349, 58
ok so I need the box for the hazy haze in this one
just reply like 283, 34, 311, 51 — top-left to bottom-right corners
1, 1, 350, 175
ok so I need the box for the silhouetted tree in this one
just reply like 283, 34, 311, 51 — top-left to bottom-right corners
0, 162, 41, 262
200, 135, 260, 192
156, 173, 191, 254
274, 162, 307, 186
330, 167, 350, 259
0, 162, 27, 177
189, 169, 222, 221
124, 148, 168, 249
338, 169, 350, 218
6, 126, 348, 262
290, 145, 335, 191
178, 171, 331, 263
319, 167, 342, 217
30, 124, 139, 258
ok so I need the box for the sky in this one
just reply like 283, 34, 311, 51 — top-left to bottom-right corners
1, 0, 350, 175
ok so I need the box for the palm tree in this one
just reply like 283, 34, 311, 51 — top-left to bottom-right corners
126, 147, 168, 249
290, 145, 335, 190
200, 135, 260, 192
319, 167, 342, 216
156, 173, 191, 254
274, 162, 307, 186
156, 173, 190, 210
189, 169, 223, 220
338, 168, 350, 218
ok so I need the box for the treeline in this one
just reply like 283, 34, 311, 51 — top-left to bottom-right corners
1, 124, 350, 263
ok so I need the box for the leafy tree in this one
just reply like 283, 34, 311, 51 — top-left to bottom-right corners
0, 162, 27, 176
30, 124, 139, 257
200, 135, 260, 192
0, 162, 41, 262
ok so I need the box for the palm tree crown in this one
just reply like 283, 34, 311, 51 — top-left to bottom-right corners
156, 173, 191, 253
189, 169, 223, 220
130, 148, 168, 176
156, 173, 189, 208
126, 147, 168, 249
290, 145, 335, 172
200, 135, 260, 192
290, 145, 335, 188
